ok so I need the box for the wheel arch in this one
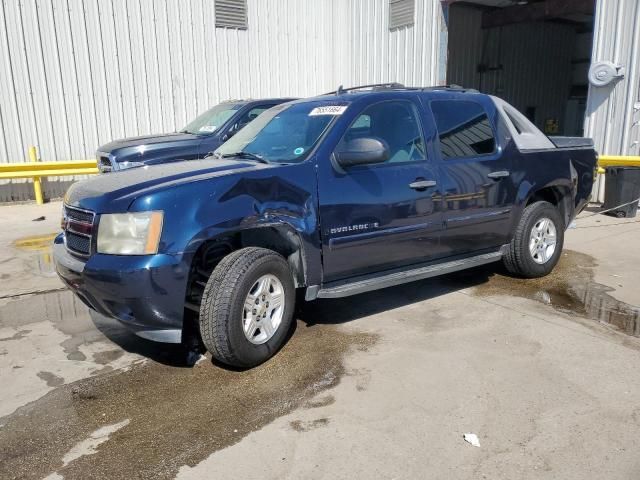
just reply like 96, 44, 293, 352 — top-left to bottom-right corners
517, 180, 574, 229
186, 223, 309, 293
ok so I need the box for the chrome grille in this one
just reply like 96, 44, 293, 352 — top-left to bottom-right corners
63, 205, 95, 256
65, 232, 91, 254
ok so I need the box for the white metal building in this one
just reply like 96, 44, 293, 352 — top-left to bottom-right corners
0, 0, 638, 201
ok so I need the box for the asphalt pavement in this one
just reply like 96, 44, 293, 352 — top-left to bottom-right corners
1, 200, 639, 480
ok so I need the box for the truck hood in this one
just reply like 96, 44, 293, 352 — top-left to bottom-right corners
98, 132, 203, 152
65, 158, 264, 212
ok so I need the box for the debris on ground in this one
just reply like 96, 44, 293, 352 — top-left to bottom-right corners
185, 350, 207, 367
32, 216, 46, 221
463, 433, 481, 447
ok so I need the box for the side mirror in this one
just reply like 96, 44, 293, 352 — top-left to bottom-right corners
334, 137, 389, 168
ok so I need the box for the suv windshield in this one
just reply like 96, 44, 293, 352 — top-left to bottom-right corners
215, 102, 345, 163
181, 103, 243, 135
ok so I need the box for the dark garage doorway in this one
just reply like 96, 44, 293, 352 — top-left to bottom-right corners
446, 0, 595, 136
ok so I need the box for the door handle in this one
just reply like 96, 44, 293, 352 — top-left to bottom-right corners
409, 179, 437, 190
487, 170, 510, 180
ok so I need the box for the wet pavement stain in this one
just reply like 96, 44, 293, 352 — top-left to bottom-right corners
0, 321, 377, 480
289, 418, 330, 432
449, 250, 640, 337
0, 329, 31, 341
92, 349, 124, 365
304, 394, 335, 409
37, 371, 65, 387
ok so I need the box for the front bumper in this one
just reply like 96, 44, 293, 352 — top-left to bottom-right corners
53, 234, 188, 343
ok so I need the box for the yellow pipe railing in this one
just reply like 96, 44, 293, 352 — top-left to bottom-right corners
28, 146, 44, 205
2, 149, 639, 206
0, 146, 98, 205
597, 155, 640, 175
598, 155, 640, 168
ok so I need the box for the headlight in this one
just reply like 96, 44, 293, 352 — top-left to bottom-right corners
97, 211, 163, 255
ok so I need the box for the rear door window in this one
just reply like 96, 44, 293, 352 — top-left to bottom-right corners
430, 100, 496, 159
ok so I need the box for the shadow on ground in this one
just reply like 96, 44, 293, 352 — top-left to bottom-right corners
297, 266, 495, 326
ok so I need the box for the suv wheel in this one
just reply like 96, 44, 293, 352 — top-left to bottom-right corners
199, 247, 295, 368
503, 201, 564, 278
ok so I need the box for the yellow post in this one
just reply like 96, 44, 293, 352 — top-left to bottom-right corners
28, 146, 44, 205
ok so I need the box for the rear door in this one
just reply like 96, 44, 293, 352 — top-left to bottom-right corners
317, 97, 444, 282
428, 97, 516, 256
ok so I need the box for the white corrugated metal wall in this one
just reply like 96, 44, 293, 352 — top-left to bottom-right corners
584, 0, 640, 200
0, 0, 446, 201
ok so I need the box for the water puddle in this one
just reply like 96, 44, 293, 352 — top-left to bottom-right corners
0, 321, 377, 480
458, 250, 640, 337
12, 233, 57, 277
0, 290, 95, 355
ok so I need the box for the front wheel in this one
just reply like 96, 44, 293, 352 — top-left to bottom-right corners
503, 201, 564, 278
199, 247, 296, 368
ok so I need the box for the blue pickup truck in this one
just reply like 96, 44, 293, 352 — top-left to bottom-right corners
96, 98, 294, 172
54, 85, 597, 368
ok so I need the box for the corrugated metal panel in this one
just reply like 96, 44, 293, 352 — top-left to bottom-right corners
490, 22, 575, 131
351, 0, 444, 87
447, 4, 575, 133
0, 0, 445, 201
446, 4, 483, 89
585, 0, 640, 201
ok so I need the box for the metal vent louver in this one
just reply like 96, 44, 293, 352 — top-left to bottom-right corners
389, 0, 415, 30
215, 0, 248, 29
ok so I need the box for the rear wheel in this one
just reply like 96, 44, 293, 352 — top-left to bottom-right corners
503, 201, 564, 278
199, 247, 295, 368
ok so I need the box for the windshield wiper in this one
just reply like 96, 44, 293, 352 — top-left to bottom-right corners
221, 152, 269, 164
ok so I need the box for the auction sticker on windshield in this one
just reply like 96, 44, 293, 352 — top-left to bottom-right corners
309, 106, 347, 116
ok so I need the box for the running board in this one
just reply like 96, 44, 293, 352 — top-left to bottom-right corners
314, 249, 504, 299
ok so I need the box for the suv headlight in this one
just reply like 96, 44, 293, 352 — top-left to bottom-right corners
97, 211, 163, 255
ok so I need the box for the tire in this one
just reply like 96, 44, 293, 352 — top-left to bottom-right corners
199, 247, 296, 368
503, 201, 564, 278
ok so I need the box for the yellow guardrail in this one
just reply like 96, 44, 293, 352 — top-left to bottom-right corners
1, 148, 639, 206
597, 155, 640, 175
0, 146, 98, 204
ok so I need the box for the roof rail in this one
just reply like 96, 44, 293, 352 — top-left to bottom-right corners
322, 82, 406, 95
321, 83, 478, 96
416, 84, 478, 92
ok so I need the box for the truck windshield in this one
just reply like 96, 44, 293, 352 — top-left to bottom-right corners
181, 103, 242, 135
215, 102, 344, 163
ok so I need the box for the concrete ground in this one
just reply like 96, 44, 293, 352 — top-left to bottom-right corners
1, 200, 640, 480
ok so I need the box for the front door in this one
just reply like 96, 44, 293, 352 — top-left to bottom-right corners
318, 99, 444, 283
